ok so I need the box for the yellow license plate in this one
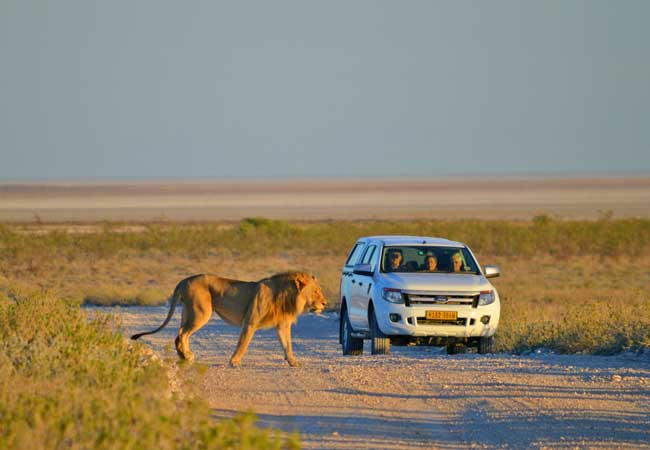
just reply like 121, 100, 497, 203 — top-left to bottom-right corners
425, 310, 457, 321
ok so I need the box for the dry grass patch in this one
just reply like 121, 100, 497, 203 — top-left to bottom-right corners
493, 255, 650, 354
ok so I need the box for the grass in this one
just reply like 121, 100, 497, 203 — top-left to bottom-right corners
493, 254, 650, 354
0, 291, 300, 450
2, 215, 649, 259
1, 217, 649, 355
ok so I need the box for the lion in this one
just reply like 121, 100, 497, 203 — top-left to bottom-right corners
131, 271, 327, 367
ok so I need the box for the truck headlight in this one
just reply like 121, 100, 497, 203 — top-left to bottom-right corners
478, 290, 495, 306
382, 288, 403, 304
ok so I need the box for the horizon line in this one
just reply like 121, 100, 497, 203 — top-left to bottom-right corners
2, 170, 650, 185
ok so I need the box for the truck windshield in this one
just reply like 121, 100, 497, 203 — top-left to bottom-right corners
381, 246, 480, 274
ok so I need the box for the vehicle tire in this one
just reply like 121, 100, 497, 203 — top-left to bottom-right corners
446, 342, 466, 355
370, 309, 390, 355
341, 307, 363, 356
478, 336, 494, 354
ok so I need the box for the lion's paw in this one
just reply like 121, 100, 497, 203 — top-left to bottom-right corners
287, 359, 303, 368
229, 359, 241, 368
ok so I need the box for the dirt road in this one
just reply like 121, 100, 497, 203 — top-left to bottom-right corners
115, 306, 650, 449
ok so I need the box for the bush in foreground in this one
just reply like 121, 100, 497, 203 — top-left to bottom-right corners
0, 292, 299, 450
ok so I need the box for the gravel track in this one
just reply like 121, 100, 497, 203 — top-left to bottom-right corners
109, 306, 650, 450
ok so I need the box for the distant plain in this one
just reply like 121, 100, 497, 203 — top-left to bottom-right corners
1, 176, 649, 222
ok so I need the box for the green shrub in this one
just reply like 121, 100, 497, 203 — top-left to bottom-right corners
0, 293, 300, 450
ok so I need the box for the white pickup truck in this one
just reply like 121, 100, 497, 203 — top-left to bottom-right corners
339, 235, 501, 355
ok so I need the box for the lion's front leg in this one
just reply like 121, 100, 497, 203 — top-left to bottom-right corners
229, 319, 256, 367
276, 321, 301, 367
229, 291, 267, 367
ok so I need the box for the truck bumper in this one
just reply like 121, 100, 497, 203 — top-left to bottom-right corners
374, 300, 500, 338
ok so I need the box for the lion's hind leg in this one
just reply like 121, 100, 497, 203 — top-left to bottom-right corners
175, 293, 212, 363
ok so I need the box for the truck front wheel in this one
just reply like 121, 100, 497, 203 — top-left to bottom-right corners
370, 309, 390, 355
342, 306, 363, 356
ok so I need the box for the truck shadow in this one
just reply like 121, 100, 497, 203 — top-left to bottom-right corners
212, 402, 650, 449
212, 407, 463, 449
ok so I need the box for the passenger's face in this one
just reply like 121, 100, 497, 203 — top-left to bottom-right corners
425, 256, 437, 271
452, 256, 462, 272
389, 252, 402, 268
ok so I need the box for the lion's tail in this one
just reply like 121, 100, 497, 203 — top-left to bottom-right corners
130, 284, 183, 340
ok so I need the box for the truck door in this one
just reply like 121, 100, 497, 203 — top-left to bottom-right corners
340, 241, 366, 309
349, 244, 378, 331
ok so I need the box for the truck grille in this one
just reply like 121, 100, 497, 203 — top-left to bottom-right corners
405, 292, 479, 308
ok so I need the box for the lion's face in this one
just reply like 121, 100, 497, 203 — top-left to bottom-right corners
303, 277, 328, 313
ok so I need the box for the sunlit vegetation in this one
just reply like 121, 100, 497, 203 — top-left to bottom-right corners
2, 215, 649, 258
0, 292, 299, 450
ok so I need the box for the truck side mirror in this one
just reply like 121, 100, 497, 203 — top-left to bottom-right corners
484, 265, 500, 278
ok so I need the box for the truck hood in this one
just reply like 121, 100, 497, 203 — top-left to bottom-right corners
377, 272, 492, 293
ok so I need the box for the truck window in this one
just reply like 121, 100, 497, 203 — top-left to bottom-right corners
345, 242, 365, 267
360, 245, 378, 272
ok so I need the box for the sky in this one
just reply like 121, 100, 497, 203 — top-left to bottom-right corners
1, 1, 649, 180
